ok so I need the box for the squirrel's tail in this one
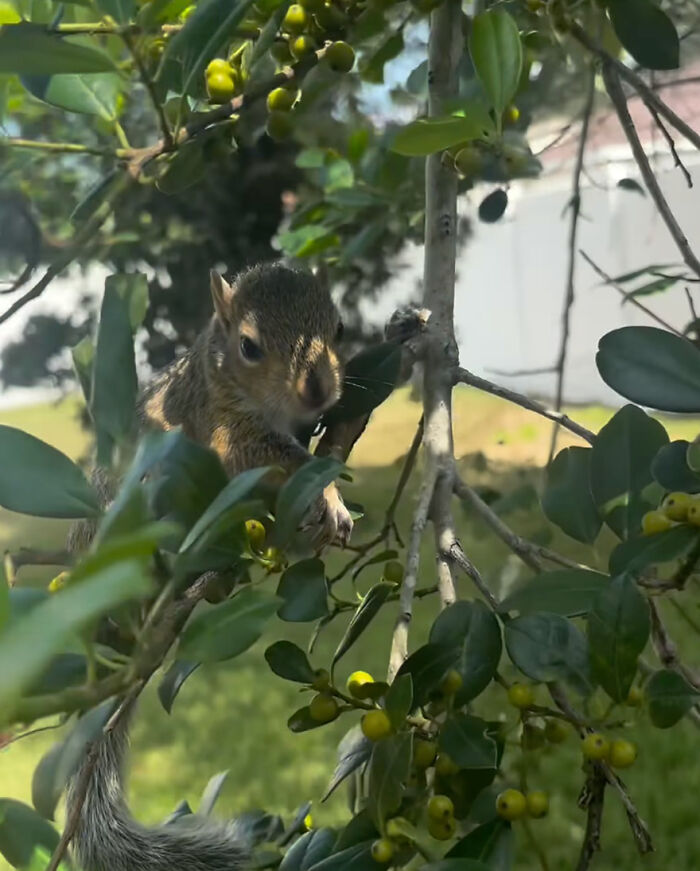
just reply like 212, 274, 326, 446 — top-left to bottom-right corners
67, 706, 249, 871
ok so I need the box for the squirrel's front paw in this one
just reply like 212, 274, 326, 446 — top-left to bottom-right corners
304, 483, 353, 548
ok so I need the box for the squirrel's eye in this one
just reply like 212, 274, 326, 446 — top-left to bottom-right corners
335, 320, 344, 341
240, 335, 264, 362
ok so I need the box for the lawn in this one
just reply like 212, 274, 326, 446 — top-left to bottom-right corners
1, 387, 699, 870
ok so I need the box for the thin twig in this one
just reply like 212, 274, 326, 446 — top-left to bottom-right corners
576, 767, 606, 871
646, 104, 693, 188
5, 548, 72, 573
548, 64, 596, 464
122, 31, 173, 149
602, 63, 700, 280
648, 598, 700, 690
1, 138, 123, 158
445, 539, 500, 613
454, 367, 595, 444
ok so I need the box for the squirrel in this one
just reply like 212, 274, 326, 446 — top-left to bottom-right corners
66, 261, 354, 871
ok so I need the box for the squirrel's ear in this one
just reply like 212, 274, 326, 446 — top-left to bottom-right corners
210, 270, 235, 326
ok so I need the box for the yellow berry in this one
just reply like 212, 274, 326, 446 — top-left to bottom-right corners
262, 546, 287, 571
206, 72, 235, 104
347, 670, 374, 698
507, 683, 535, 709
688, 502, 700, 526
434, 753, 459, 777
505, 104, 520, 124
244, 518, 266, 552
526, 790, 549, 819
662, 491, 693, 521
311, 668, 330, 691
496, 788, 527, 821
626, 686, 643, 707
283, 3, 308, 32
266, 86, 297, 112
641, 510, 673, 535
290, 34, 317, 60
581, 732, 610, 761
427, 794, 454, 821
303, 812, 313, 830
609, 738, 637, 769
308, 693, 339, 723
206, 58, 233, 78
383, 560, 404, 583
361, 709, 393, 741
544, 719, 569, 744
325, 40, 355, 73
413, 738, 437, 769
370, 838, 394, 863
48, 571, 70, 593
427, 815, 456, 840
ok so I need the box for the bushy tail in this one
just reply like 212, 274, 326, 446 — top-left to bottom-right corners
67, 707, 249, 871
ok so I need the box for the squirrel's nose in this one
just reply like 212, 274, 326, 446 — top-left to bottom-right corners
299, 367, 330, 410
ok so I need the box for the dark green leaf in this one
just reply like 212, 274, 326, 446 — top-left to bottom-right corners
95, 0, 134, 24
367, 732, 412, 829
391, 109, 496, 157
429, 601, 502, 702
622, 274, 680, 303
384, 674, 413, 731
504, 613, 592, 696
608, 0, 679, 70
299, 828, 335, 870
542, 447, 601, 543
287, 705, 331, 733
251, 0, 291, 67
590, 405, 668, 539
651, 441, 700, 493
0, 800, 59, 868
323, 343, 402, 426
500, 570, 610, 618
158, 660, 200, 714
608, 523, 699, 575
478, 189, 508, 223
277, 558, 329, 623
162, 800, 193, 826
0, 425, 99, 518
331, 582, 394, 674
608, 263, 679, 284
646, 668, 699, 728
439, 714, 498, 770
335, 811, 378, 851
0, 24, 118, 74
265, 641, 315, 683
138, 0, 191, 26
0, 562, 9, 635
179, 587, 280, 662
71, 336, 95, 405
468, 9, 522, 115
306, 841, 383, 871
280, 831, 315, 871
157, 143, 206, 194
199, 771, 228, 816
446, 818, 513, 866
597, 327, 700, 413
587, 575, 650, 702
322, 726, 372, 802
275, 457, 345, 547
396, 642, 459, 709
107, 272, 149, 331
616, 178, 645, 196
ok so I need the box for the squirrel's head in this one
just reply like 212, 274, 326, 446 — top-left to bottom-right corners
209, 263, 344, 427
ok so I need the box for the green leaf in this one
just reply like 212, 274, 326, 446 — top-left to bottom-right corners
367, 732, 412, 829
504, 613, 592, 696
439, 714, 498, 770
429, 601, 502, 703
391, 111, 496, 157
0, 561, 9, 635
590, 405, 668, 539
0, 425, 99, 518
179, 587, 280, 662
287, 705, 332, 733
158, 660, 200, 713
32, 699, 116, 820
646, 668, 699, 728
597, 327, 700, 413
331, 582, 394, 674
92, 280, 138, 450
421, 861, 490, 871
587, 575, 649, 702
384, 673, 413, 731
608, 0, 679, 70
322, 726, 372, 802
156, 142, 206, 194
21, 71, 120, 117
468, 9, 523, 116
542, 446, 601, 543
323, 343, 402, 426
306, 841, 383, 871
0, 24, 118, 74
71, 336, 95, 404
446, 818, 513, 865
609, 524, 699, 575
395, 642, 458, 709
251, 0, 291, 68
265, 640, 315, 683
138, 0, 191, 26
95, 0, 134, 24
0, 559, 151, 714
651, 440, 700, 494
500, 570, 611, 618
274, 457, 344, 547
199, 771, 228, 816
277, 558, 329, 622
107, 272, 149, 331
0, 800, 59, 868
621, 274, 681, 303
360, 32, 403, 85
158, 0, 257, 96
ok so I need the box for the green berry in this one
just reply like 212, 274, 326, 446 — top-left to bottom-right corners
325, 40, 355, 72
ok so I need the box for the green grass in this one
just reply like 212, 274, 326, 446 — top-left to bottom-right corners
1, 390, 699, 870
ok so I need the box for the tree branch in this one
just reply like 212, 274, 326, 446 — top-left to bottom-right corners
576, 767, 606, 871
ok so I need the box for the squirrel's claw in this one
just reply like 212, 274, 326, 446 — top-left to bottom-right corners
302, 483, 353, 550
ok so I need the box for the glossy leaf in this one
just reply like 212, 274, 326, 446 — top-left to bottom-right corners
446, 818, 513, 865
608, 523, 699, 575
429, 601, 502, 702
391, 110, 495, 157
651, 440, 700, 494
275, 457, 345, 547
439, 714, 498, 770
322, 726, 372, 802
306, 841, 383, 871
395, 642, 459, 709
500, 570, 610, 618
505, 613, 592, 696
367, 732, 412, 829
265, 640, 315, 684
107, 272, 149, 331
469, 9, 522, 115
287, 705, 332, 733
323, 343, 402, 425
179, 587, 280, 662
0, 800, 59, 868
0, 24, 118, 74
331, 582, 394, 674
542, 446, 601, 543
277, 558, 329, 622
646, 668, 699, 728
20, 71, 120, 117
199, 771, 228, 816
158, 660, 200, 714
608, 0, 679, 70
597, 327, 700, 413
587, 575, 649, 702
384, 673, 413, 731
